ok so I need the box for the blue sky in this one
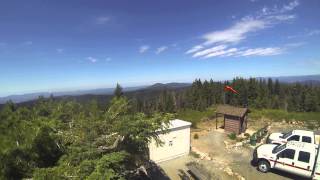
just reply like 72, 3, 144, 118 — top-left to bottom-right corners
0, 0, 319, 97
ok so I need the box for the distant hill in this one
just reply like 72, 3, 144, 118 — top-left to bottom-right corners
0, 86, 146, 104
1, 75, 319, 104
0, 83, 190, 104
145, 82, 191, 90
262, 74, 320, 84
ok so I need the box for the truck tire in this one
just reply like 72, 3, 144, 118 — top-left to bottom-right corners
258, 160, 270, 173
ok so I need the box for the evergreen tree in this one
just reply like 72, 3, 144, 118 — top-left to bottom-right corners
114, 83, 124, 98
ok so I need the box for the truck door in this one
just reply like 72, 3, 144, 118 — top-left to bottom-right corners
294, 151, 313, 177
275, 149, 297, 174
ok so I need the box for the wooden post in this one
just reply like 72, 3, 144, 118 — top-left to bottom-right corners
223, 115, 225, 128
216, 113, 218, 129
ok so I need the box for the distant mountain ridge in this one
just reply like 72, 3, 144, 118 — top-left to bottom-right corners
261, 74, 320, 83
1, 74, 319, 104
146, 83, 191, 90
0, 86, 146, 104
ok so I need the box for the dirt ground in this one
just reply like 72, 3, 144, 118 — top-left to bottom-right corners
158, 119, 310, 180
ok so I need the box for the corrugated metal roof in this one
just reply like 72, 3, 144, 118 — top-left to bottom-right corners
168, 119, 192, 129
216, 104, 248, 117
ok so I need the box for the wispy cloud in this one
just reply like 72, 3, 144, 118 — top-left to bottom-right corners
202, 19, 266, 46
308, 30, 320, 36
156, 46, 168, 54
186, 0, 299, 59
282, 0, 299, 12
199, 47, 284, 59
203, 48, 238, 58
21, 41, 33, 46
186, 45, 204, 54
193, 45, 227, 58
56, 48, 64, 53
239, 47, 284, 56
288, 29, 320, 39
87, 56, 98, 63
284, 42, 305, 47
139, 45, 150, 53
95, 16, 111, 25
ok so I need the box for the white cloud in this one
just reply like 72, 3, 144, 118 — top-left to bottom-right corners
282, 0, 299, 12
186, 0, 299, 59
87, 57, 98, 63
196, 47, 284, 59
308, 30, 320, 36
285, 42, 305, 47
95, 16, 110, 24
202, 19, 266, 46
186, 45, 204, 54
193, 45, 227, 58
56, 48, 64, 53
139, 45, 150, 53
239, 47, 283, 56
258, 0, 299, 16
204, 48, 238, 58
268, 14, 296, 21
156, 46, 168, 54
21, 41, 33, 46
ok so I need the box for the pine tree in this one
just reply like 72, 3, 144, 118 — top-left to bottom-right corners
114, 83, 123, 98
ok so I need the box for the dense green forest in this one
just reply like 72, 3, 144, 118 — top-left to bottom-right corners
131, 77, 320, 113
0, 78, 319, 179
0, 89, 172, 179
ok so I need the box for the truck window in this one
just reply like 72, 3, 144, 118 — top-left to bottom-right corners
287, 135, 300, 141
279, 149, 295, 159
302, 136, 312, 143
298, 151, 310, 163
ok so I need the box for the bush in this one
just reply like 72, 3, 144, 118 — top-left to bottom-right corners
228, 133, 236, 140
193, 133, 199, 139
306, 122, 315, 130
176, 108, 213, 128
190, 151, 200, 158
244, 133, 250, 138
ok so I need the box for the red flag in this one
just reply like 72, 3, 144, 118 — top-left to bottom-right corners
224, 85, 238, 94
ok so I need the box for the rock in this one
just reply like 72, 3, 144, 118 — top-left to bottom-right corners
224, 167, 233, 176
235, 142, 243, 147
234, 172, 245, 180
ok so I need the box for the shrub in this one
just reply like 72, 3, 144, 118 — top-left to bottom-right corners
306, 122, 315, 130
244, 133, 250, 138
228, 133, 236, 140
190, 151, 200, 158
193, 133, 199, 139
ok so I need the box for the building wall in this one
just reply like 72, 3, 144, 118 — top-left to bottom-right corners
149, 127, 190, 163
224, 115, 240, 134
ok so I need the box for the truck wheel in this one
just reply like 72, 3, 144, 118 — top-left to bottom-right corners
258, 160, 270, 173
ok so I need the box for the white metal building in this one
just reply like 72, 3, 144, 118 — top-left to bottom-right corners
148, 119, 191, 163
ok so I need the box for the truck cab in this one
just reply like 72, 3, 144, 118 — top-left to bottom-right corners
253, 141, 320, 179
267, 130, 315, 145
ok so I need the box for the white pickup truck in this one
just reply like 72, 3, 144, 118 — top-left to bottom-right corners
267, 130, 315, 145
253, 141, 320, 179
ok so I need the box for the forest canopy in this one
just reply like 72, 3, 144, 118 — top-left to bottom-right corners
0, 93, 172, 179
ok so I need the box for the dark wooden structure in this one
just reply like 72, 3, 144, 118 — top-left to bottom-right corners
215, 105, 249, 135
